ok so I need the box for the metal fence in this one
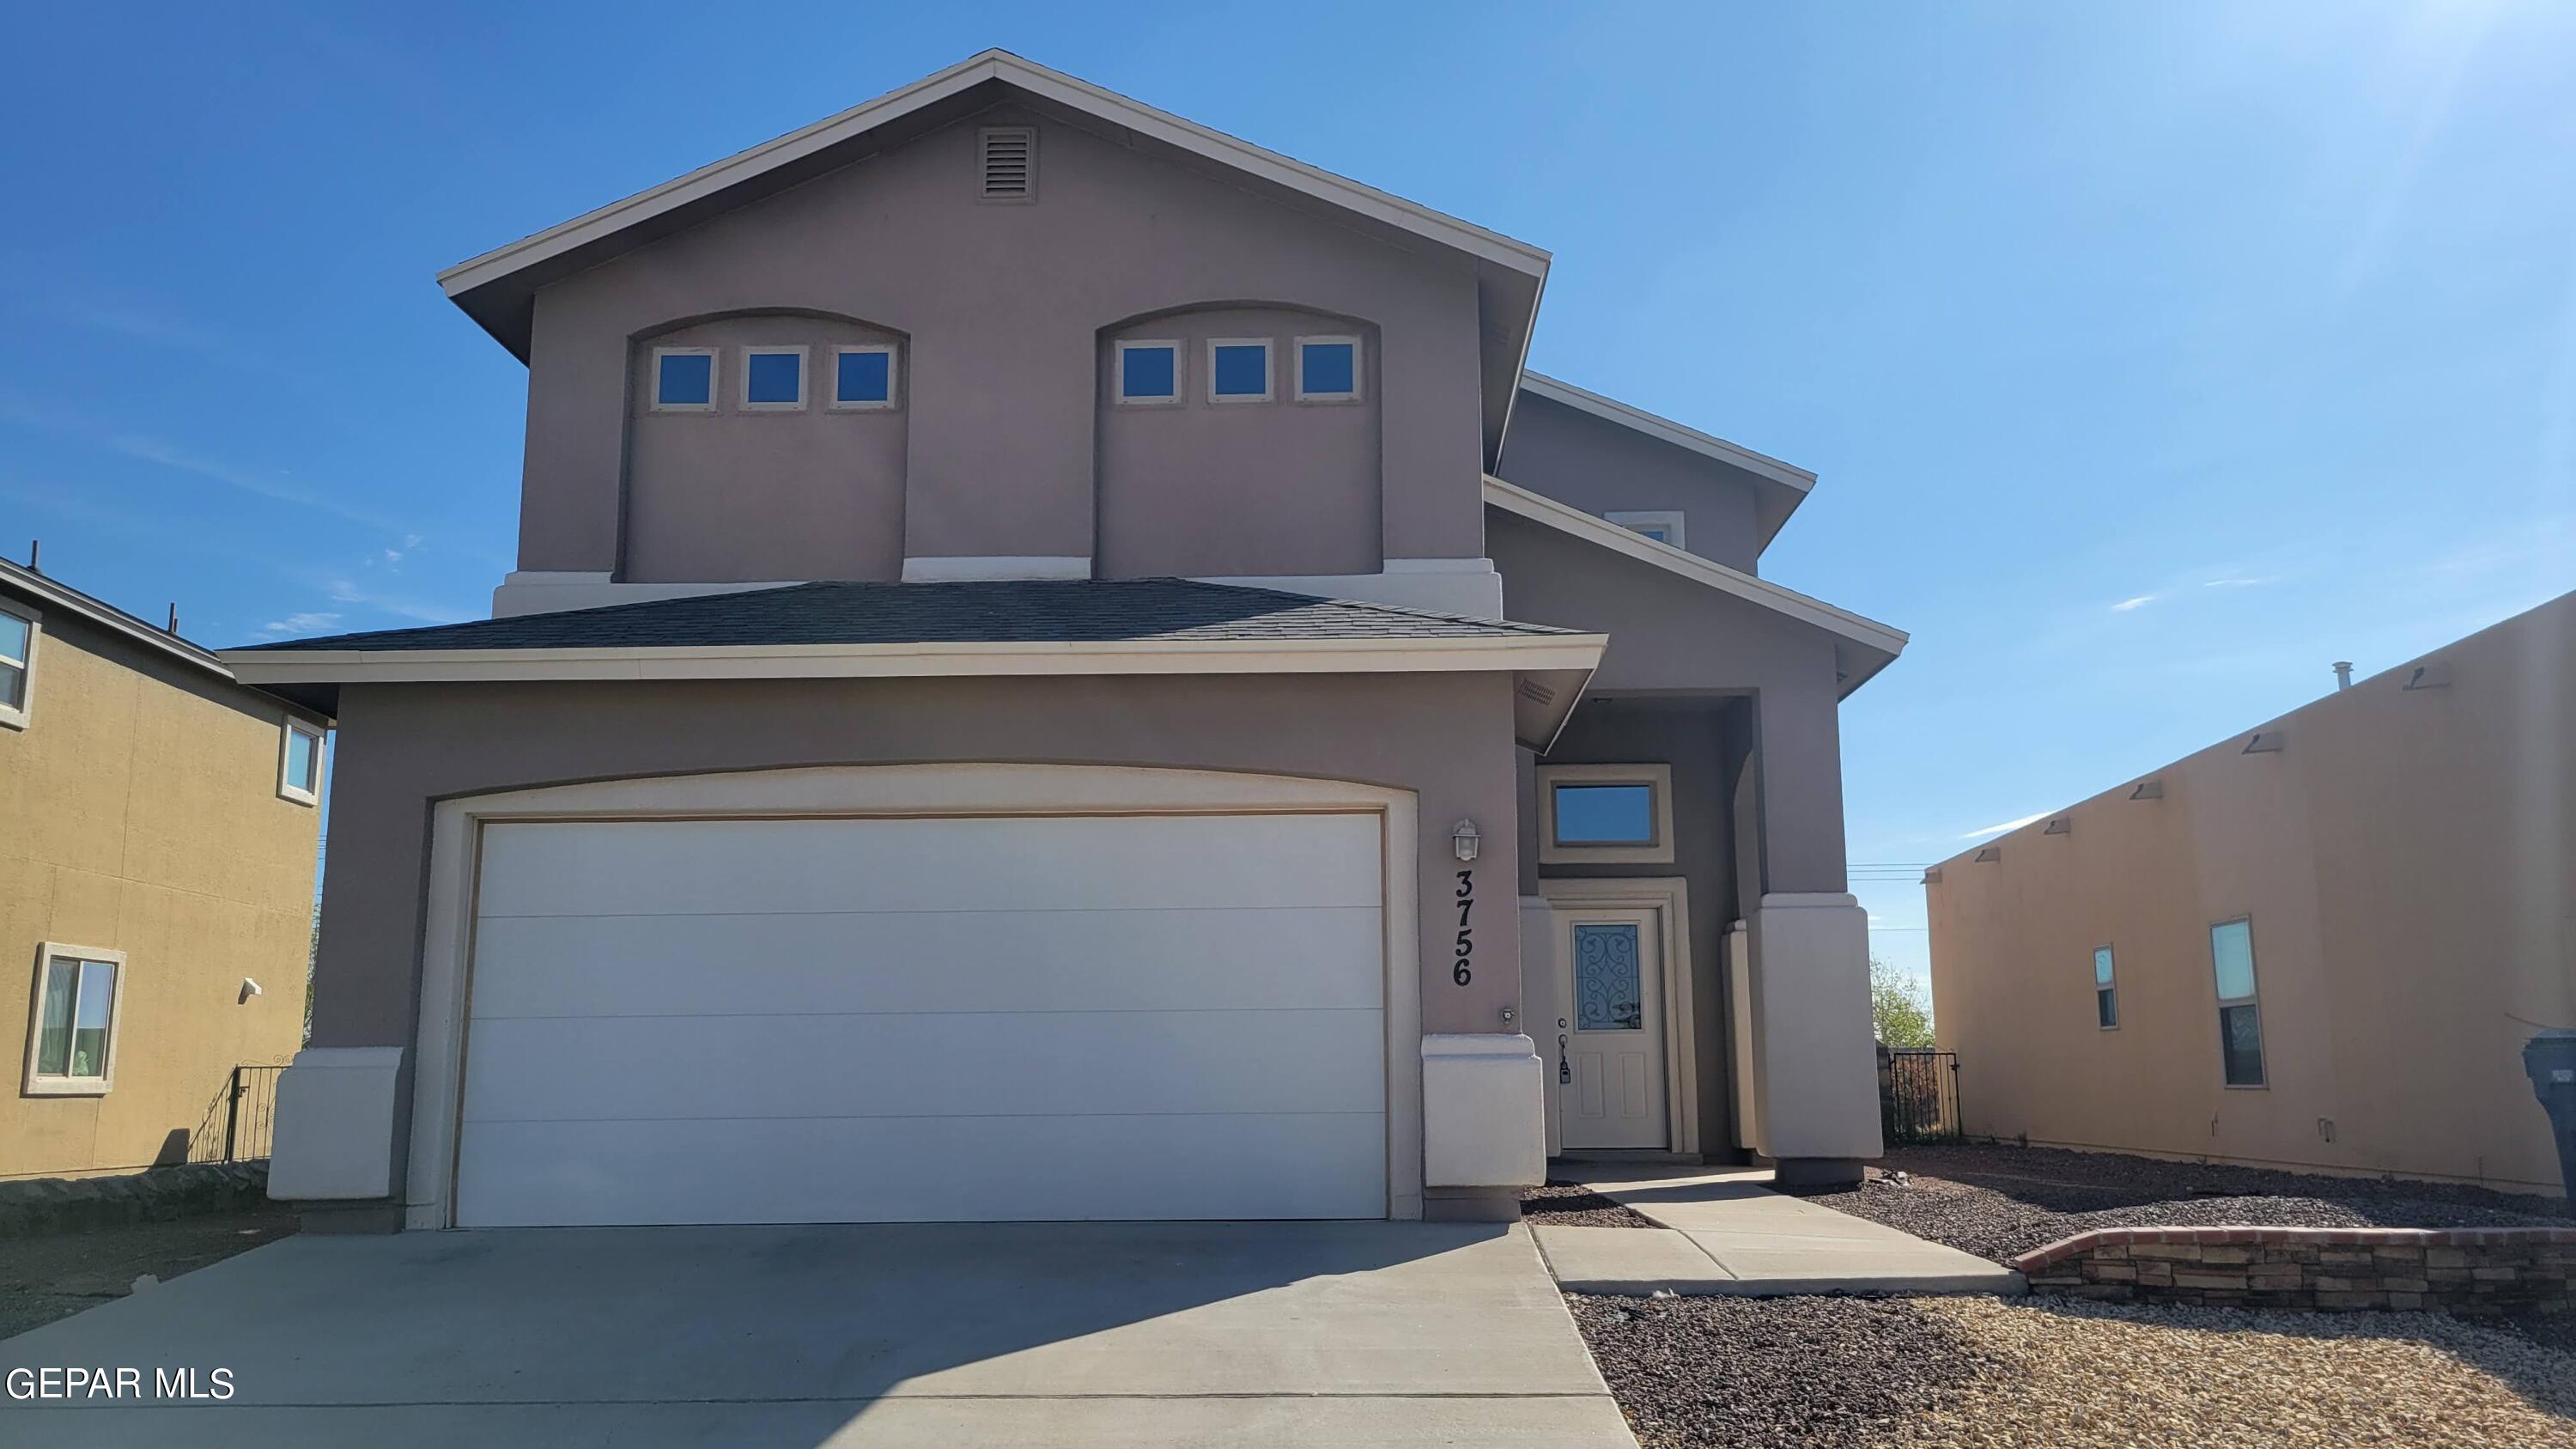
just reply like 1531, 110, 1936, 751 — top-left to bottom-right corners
192, 1064, 288, 1163
1879, 1048, 1962, 1145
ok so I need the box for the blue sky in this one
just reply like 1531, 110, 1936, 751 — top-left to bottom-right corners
5, 3, 2573, 995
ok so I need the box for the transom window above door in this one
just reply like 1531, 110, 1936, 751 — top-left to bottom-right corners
1536, 763, 1674, 864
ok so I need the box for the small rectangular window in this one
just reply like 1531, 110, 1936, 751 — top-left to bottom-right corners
652, 348, 717, 411
742, 347, 806, 411
1607, 511, 1686, 551
2210, 919, 2265, 1086
1294, 335, 1361, 401
25, 944, 123, 1095
1115, 340, 1180, 405
280, 717, 325, 806
0, 599, 34, 729
2093, 946, 2117, 1029
1208, 338, 1273, 402
831, 346, 897, 410
1536, 764, 1674, 864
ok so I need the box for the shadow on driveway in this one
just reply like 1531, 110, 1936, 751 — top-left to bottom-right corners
0, 1219, 1632, 1447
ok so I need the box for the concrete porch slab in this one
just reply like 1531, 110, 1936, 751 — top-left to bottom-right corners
1530, 1225, 1740, 1294
1554, 1166, 2025, 1298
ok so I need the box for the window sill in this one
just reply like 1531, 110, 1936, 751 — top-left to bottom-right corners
23, 1078, 112, 1098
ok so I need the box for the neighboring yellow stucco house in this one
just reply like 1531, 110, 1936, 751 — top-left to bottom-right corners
2, 557, 326, 1179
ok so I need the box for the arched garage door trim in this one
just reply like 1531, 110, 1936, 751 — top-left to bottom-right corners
404, 763, 1422, 1228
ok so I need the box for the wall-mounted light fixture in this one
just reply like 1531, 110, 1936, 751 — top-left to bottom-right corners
1451, 819, 1481, 862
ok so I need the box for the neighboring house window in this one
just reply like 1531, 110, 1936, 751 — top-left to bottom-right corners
742, 347, 807, 411
2093, 946, 2117, 1029
1114, 340, 1181, 405
1208, 338, 1273, 402
2210, 918, 2265, 1087
1294, 335, 1362, 402
279, 717, 325, 806
1607, 511, 1686, 550
1535, 763, 1675, 865
832, 345, 898, 410
652, 348, 718, 411
24, 944, 125, 1096
0, 598, 35, 730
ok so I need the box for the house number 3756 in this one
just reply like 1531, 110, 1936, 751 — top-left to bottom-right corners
1453, 870, 1475, 986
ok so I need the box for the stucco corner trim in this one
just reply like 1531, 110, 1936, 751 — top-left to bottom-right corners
1421, 1033, 1546, 1188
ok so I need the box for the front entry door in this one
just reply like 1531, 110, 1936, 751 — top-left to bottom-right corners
1554, 908, 1669, 1150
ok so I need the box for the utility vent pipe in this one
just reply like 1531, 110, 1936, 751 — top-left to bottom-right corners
2332, 661, 2354, 691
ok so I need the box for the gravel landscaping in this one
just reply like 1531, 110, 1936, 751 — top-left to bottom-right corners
1566, 1290, 2576, 1447
1807, 1143, 2573, 1266
1522, 1179, 1659, 1228
0, 1204, 298, 1340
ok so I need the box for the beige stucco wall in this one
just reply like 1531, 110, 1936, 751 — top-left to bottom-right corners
1928, 591, 2576, 1194
0, 607, 320, 1178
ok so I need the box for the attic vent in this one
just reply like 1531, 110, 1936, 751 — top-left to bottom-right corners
978, 126, 1036, 201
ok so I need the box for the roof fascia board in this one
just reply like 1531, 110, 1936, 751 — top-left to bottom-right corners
1516, 372, 1816, 495
1481, 474, 1907, 656
439, 50, 1549, 301
219, 632, 1610, 686
2, 563, 231, 681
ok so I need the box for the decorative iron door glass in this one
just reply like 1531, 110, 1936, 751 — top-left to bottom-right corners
1558, 910, 1668, 1149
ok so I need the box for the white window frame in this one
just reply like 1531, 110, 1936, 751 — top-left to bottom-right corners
23, 943, 127, 1097
279, 716, 325, 806
2093, 944, 2118, 1031
739, 345, 809, 412
1113, 339, 1183, 406
2210, 916, 2266, 1089
1292, 334, 1364, 403
1206, 337, 1274, 404
1535, 763, 1675, 865
828, 344, 900, 411
0, 596, 37, 731
1607, 510, 1687, 551
648, 346, 719, 413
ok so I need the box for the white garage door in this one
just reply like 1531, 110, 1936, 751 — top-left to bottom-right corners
453, 811, 1388, 1227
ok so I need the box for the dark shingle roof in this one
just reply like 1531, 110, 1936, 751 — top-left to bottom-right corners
229, 579, 1576, 653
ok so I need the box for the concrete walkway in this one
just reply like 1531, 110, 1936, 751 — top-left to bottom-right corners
0, 1221, 1636, 1448
1534, 1166, 2025, 1297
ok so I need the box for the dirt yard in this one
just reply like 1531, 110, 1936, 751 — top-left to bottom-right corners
0, 1205, 299, 1340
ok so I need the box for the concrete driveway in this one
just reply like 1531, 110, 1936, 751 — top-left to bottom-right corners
0, 1220, 1633, 1447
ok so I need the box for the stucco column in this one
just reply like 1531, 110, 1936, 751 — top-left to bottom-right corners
1731, 687, 1881, 1184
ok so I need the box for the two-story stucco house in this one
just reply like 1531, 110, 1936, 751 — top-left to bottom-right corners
3, 557, 326, 1179
228, 52, 1906, 1230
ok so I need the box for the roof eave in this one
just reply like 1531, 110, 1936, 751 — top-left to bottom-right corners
1481, 474, 1907, 681
1514, 371, 1816, 549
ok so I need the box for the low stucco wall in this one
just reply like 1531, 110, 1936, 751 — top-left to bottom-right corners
1, 610, 318, 1178
1928, 592, 2576, 1194
309, 671, 1527, 1200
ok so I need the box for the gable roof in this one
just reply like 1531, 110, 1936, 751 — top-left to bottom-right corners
1480, 474, 1905, 697
439, 49, 1552, 468
1512, 372, 1815, 551
222, 578, 1605, 747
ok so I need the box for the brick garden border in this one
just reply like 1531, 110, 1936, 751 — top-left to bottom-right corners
2012, 1226, 2576, 1315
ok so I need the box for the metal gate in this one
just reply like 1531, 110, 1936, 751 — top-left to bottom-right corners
1879, 1049, 1962, 1144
